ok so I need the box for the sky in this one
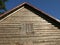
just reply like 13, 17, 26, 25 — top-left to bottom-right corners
2, 0, 60, 20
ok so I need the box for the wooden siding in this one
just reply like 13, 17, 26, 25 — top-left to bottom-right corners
0, 6, 60, 45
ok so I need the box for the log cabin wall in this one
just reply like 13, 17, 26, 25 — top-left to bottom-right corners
0, 5, 60, 45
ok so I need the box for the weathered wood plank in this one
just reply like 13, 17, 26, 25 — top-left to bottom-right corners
0, 6, 60, 45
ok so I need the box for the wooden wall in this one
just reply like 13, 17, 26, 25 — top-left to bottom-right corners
0, 6, 60, 45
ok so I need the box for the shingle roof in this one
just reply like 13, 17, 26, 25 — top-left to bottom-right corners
0, 2, 60, 28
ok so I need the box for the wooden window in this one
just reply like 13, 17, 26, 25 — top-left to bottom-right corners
26, 23, 33, 34
22, 23, 34, 35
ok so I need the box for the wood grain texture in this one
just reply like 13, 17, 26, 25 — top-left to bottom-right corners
0, 6, 60, 45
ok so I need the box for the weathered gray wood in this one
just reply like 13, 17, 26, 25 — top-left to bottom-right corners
0, 6, 60, 45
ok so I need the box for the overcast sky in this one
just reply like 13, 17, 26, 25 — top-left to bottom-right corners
5, 0, 60, 20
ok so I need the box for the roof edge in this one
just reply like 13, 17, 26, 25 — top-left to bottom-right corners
0, 2, 60, 23
24, 2, 60, 23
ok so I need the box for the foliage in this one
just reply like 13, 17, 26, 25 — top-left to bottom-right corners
0, 0, 8, 12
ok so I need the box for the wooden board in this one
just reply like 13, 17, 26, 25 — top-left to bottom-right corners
0, 6, 60, 45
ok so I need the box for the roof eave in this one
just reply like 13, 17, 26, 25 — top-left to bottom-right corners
0, 2, 60, 23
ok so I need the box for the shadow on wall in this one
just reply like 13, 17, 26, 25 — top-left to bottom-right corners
24, 4, 60, 29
